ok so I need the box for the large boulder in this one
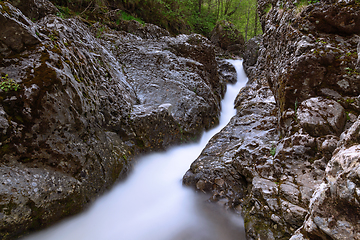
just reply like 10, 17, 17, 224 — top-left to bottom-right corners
217, 59, 237, 84
114, 19, 171, 39
0, 2, 41, 56
297, 97, 346, 137
210, 20, 245, 55
243, 36, 261, 71
295, 2, 360, 35
8, 0, 59, 21
0, 2, 225, 238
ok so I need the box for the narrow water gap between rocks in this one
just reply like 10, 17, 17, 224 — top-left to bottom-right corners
21, 60, 247, 240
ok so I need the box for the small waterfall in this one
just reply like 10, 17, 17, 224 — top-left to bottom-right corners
23, 60, 248, 240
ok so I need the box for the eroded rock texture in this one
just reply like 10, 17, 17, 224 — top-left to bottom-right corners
0, 1, 228, 238
184, 0, 360, 239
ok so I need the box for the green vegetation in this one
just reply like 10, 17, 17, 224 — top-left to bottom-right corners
178, 0, 261, 39
346, 112, 351, 121
96, 26, 106, 38
264, 3, 272, 14
307, 0, 319, 4
118, 10, 144, 24
0, 74, 20, 92
295, 0, 309, 12
294, 99, 299, 121
56, 5, 71, 19
294, 99, 298, 112
50, 0, 260, 40
346, 98, 355, 103
295, 0, 319, 11
345, 67, 359, 75
270, 145, 276, 156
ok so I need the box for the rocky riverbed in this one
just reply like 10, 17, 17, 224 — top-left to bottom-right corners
1, 0, 360, 239
0, 0, 239, 238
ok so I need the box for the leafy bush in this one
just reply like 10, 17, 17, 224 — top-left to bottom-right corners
118, 10, 144, 25
0, 74, 20, 92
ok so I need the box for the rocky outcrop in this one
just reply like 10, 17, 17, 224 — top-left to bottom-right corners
184, 0, 360, 239
242, 36, 261, 75
0, 1, 227, 238
112, 19, 171, 40
0, 2, 41, 56
210, 20, 245, 56
289, 116, 360, 240
8, 0, 58, 21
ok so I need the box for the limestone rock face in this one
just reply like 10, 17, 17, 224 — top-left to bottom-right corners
9, 0, 59, 21
296, 2, 360, 35
217, 59, 237, 84
297, 97, 346, 137
0, 2, 41, 56
0, 1, 226, 238
183, 0, 360, 239
290, 117, 360, 240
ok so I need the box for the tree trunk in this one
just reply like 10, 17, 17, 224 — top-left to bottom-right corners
226, 0, 242, 17
224, 0, 231, 16
245, 5, 252, 40
254, 7, 258, 36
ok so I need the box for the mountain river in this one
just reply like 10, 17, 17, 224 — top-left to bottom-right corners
22, 60, 248, 240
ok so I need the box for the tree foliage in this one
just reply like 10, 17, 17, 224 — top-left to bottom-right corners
120, 0, 260, 39
49, 0, 260, 40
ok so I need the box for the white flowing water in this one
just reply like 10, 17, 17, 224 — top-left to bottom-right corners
23, 60, 248, 240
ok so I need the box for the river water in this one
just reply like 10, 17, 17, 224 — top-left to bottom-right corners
23, 60, 248, 240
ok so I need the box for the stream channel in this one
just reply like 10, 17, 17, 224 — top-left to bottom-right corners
23, 60, 248, 240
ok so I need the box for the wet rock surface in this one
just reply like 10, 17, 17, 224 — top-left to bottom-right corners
0, 1, 227, 238
297, 97, 346, 137
184, 0, 360, 239
8, 0, 58, 21
242, 36, 261, 74
0, 2, 41, 56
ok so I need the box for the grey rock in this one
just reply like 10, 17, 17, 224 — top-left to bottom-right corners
243, 36, 261, 71
297, 97, 346, 137
281, 200, 308, 228
280, 182, 301, 205
0, 3, 226, 238
117, 20, 170, 39
9, 0, 59, 21
0, 2, 40, 56
217, 59, 237, 84
184, 0, 360, 239
338, 115, 360, 149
